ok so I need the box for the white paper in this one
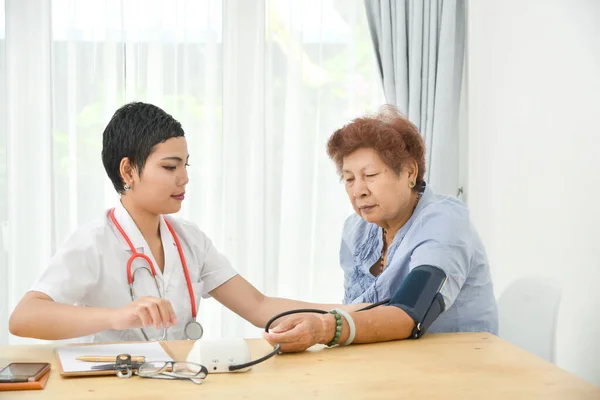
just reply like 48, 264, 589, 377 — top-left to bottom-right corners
56, 342, 173, 373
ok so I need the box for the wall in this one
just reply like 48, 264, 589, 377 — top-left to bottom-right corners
467, 0, 600, 385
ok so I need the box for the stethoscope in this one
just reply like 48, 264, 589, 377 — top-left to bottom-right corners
108, 208, 204, 341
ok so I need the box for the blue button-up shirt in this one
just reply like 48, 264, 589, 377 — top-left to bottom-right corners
340, 183, 498, 334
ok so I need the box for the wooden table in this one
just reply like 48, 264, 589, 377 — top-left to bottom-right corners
1, 333, 598, 399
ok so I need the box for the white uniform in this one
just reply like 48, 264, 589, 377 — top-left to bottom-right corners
30, 201, 237, 342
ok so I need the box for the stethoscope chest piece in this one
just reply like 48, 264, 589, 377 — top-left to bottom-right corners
185, 321, 204, 340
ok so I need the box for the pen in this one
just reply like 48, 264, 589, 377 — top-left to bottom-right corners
76, 356, 146, 363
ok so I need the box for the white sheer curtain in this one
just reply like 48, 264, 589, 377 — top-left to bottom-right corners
0, 0, 7, 346
0, 0, 384, 345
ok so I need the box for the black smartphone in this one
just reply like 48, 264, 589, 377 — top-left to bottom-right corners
0, 362, 51, 383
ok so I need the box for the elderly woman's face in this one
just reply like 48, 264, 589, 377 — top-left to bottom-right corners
342, 147, 414, 225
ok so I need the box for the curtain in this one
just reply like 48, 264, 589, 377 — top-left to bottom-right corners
0, 0, 7, 345
0, 0, 384, 345
364, 0, 466, 196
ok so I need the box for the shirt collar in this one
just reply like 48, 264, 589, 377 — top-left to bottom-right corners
393, 181, 432, 236
412, 181, 431, 216
111, 200, 169, 252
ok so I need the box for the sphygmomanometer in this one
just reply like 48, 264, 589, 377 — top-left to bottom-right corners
187, 265, 448, 372
265, 264, 448, 339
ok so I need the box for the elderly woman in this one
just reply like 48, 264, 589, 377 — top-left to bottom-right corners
264, 107, 498, 352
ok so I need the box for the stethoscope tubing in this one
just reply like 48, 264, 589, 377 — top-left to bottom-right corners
108, 208, 201, 340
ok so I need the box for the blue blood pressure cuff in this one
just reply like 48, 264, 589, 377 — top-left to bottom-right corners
388, 265, 448, 339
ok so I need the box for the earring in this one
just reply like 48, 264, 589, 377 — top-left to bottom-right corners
409, 181, 415, 188
124, 184, 131, 191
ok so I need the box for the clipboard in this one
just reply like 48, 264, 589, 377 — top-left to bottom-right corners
0, 369, 51, 391
54, 342, 176, 377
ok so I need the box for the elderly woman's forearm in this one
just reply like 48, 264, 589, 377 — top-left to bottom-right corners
319, 306, 415, 345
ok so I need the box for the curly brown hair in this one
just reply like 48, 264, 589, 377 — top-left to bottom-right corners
326, 105, 426, 188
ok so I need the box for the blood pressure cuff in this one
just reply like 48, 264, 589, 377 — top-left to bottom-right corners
388, 265, 448, 339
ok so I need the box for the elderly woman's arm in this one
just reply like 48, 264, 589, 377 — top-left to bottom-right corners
262, 305, 415, 353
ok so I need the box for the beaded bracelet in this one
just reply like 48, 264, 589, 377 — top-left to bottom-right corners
333, 308, 356, 346
326, 309, 343, 347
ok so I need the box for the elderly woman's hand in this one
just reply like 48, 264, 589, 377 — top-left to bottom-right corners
262, 313, 333, 353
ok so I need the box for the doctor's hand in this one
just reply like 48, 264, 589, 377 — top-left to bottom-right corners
111, 296, 178, 331
262, 313, 333, 353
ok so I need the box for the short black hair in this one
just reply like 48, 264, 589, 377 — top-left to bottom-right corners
102, 102, 185, 193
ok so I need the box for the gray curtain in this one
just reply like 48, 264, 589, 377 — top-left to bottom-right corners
364, 0, 466, 196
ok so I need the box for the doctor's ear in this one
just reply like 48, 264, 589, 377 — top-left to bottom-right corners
119, 157, 136, 189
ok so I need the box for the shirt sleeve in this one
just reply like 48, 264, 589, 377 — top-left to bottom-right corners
407, 211, 473, 310
29, 228, 100, 305
190, 226, 238, 298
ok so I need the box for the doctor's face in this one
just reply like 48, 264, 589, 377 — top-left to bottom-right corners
124, 137, 190, 215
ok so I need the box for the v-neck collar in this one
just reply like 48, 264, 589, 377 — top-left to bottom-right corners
111, 201, 178, 288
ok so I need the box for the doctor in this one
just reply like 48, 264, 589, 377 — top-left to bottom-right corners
9, 102, 359, 343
